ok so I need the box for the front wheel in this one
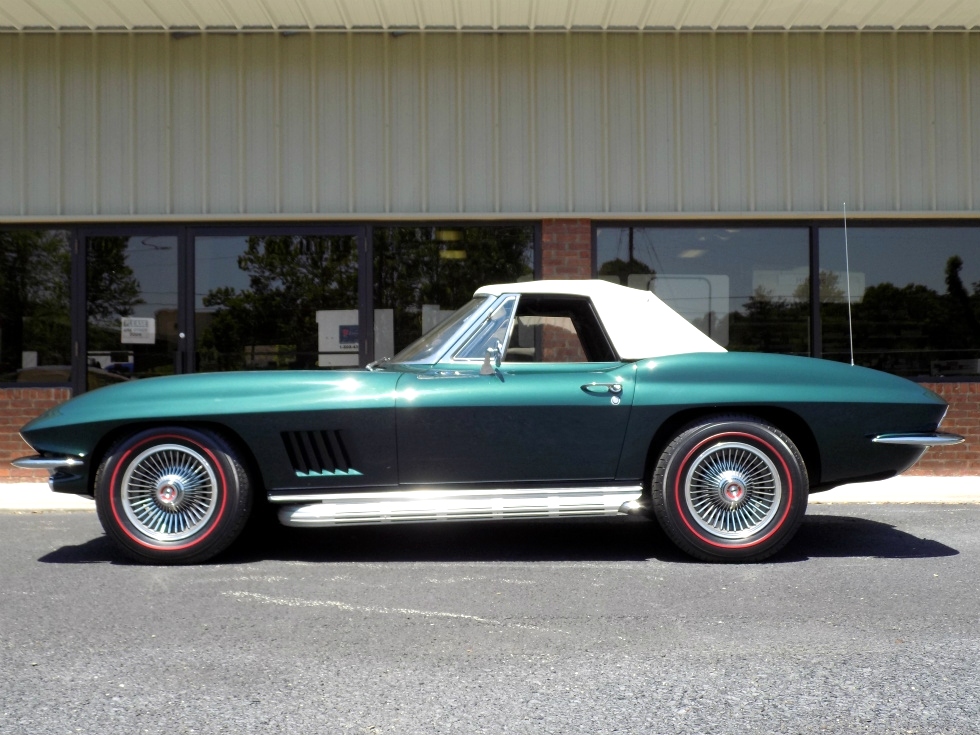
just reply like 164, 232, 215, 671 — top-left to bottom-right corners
651, 416, 808, 563
94, 427, 253, 564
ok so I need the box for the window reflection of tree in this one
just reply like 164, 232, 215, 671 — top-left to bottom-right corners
599, 241, 980, 375
374, 227, 534, 354
199, 236, 358, 371
0, 231, 71, 378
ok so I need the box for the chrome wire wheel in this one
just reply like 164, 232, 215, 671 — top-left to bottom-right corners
120, 443, 219, 542
683, 440, 782, 540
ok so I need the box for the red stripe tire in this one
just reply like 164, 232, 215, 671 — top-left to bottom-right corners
94, 427, 253, 565
651, 416, 809, 563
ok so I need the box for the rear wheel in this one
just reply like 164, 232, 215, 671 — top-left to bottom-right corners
651, 416, 808, 562
94, 427, 252, 564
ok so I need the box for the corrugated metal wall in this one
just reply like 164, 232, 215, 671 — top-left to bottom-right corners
0, 32, 978, 219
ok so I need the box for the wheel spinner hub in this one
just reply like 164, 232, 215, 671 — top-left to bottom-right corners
155, 475, 185, 507
719, 471, 747, 506
683, 440, 783, 540
120, 443, 219, 542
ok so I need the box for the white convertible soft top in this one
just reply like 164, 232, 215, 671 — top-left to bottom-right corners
475, 279, 726, 360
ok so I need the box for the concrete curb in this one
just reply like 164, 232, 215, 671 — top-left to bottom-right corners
1, 476, 978, 512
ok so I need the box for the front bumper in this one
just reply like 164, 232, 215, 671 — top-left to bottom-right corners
10, 455, 87, 493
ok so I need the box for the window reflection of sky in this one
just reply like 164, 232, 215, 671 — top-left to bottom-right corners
820, 227, 980, 294
194, 236, 253, 310
115, 236, 178, 319
596, 227, 809, 310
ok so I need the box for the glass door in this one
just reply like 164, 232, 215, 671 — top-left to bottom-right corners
82, 234, 181, 391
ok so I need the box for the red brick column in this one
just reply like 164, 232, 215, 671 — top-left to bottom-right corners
540, 219, 592, 279
906, 382, 979, 476
0, 387, 72, 482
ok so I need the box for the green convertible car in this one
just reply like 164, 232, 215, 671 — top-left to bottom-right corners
14, 279, 962, 565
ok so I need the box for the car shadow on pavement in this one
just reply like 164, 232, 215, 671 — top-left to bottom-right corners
38, 513, 957, 565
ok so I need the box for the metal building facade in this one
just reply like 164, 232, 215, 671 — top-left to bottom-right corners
2, 31, 979, 221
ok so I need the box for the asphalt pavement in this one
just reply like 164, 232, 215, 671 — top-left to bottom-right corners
2, 505, 979, 734
1, 475, 978, 511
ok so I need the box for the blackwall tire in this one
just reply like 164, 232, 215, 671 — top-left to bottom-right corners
651, 416, 808, 563
94, 427, 253, 565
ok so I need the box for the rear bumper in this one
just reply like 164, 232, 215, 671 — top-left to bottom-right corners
871, 432, 965, 446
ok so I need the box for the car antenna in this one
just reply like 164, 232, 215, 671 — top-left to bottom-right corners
843, 201, 854, 366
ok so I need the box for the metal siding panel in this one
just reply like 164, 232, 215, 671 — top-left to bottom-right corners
823, 34, 861, 213
787, 35, 823, 211
96, 35, 130, 214
641, 34, 677, 212
244, 35, 277, 213
0, 36, 23, 215
389, 35, 422, 212
897, 34, 932, 211
461, 34, 495, 212
971, 34, 980, 210
279, 35, 314, 213
534, 34, 566, 212
751, 34, 787, 211
352, 35, 385, 212
204, 35, 240, 214
608, 34, 640, 212
133, 35, 170, 214
170, 35, 205, 213
933, 35, 968, 211
678, 35, 712, 212
61, 35, 95, 215
859, 34, 895, 211
497, 35, 531, 211
18, 44, 44, 212
425, 34, 458, 212
313, 35, 348, 213
715, 34, 750, 212
571, 34, 603, 212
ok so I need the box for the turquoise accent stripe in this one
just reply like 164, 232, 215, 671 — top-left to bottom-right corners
295, 468, 364, 478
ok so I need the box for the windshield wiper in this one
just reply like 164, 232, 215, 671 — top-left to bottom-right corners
366, 356, 390, 371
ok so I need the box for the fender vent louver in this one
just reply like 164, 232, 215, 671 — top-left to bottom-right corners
282, 430, 360, 478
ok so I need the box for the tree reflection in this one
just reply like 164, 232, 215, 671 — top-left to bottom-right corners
199, 235, 358, 371
0, 231, 71, 377
374, 227, 534, 353
597, 254, 980, 377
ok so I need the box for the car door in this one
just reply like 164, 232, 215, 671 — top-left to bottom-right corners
395, 293, 636, 486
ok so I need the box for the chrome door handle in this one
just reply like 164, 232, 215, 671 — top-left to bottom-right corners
581, 382, 622, 395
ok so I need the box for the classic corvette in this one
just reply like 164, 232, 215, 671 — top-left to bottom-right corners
13, 279, 962, 564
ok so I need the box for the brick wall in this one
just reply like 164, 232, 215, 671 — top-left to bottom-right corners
906, 382, 980, 476
540, 219, 592, 279
0, 388, 72, 481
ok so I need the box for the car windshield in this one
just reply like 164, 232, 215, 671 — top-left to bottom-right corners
389, 296, 492, 364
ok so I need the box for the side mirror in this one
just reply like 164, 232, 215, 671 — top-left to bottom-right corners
480, 340, 503, 375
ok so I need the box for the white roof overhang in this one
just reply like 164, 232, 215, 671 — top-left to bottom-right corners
2, 0, 979, 33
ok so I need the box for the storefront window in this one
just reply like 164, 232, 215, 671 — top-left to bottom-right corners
195, 234, 359, 371
0, 230, 71, 384
374, 226, 535, 358
86, 235, 178, 390
595, 227, 811, 355
820, 227, 980, 378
